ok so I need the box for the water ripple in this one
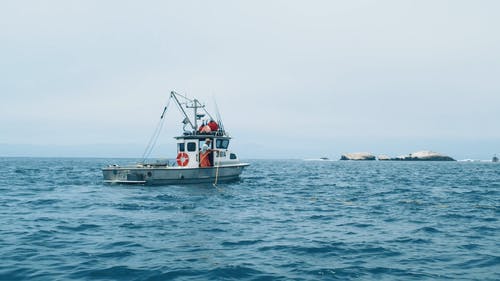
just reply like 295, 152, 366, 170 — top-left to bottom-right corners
0, 158, 499, 280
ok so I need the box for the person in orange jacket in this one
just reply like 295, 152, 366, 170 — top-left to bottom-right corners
200, 138, 212, 167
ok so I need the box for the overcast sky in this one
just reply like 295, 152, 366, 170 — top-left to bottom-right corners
1, 0, 499, 159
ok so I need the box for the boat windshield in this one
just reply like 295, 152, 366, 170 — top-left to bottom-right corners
216, 139, 230, 149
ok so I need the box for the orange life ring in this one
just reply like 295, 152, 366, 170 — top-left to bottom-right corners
176, 152, 189, 166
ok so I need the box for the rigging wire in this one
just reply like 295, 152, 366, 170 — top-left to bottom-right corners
212, 96, 225, 133
171, 93, 195, 131
140, 91, 225, 164
140, 97, 171, 163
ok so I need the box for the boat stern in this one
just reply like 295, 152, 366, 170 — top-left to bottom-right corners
102, 165, 147, 184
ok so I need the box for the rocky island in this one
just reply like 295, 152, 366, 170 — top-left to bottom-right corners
340, 152, 376, 161
340, 151, 455, 161
390, 151, 455, 161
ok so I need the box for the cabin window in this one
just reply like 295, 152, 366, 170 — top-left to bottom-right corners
230, 153, 237, 160
187, 142, 197, 152
178, 143, 185, 152
216, 139, 230, 149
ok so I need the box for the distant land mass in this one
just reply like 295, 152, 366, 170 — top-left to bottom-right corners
341, 151, 455, 161
386, 151, 455, 161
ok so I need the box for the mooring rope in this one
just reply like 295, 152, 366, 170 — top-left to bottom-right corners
213, 150, 221, 187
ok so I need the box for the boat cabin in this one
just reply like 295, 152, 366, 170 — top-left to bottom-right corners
175, 135, 240, 168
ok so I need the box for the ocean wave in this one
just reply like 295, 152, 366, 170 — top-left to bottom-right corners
0, 158, 499, 280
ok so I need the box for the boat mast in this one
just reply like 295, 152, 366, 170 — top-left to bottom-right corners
170, 91, 195, 131
170, 90, 213, 134
186, 98, 205, 133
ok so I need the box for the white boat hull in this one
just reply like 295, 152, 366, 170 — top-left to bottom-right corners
102, 163, 249, 185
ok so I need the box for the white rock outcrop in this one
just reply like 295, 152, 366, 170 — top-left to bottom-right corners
340, 152, 376, 161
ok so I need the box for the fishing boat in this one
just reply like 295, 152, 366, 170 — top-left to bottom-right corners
493, 154, 499, 163
102, 91, 249, 185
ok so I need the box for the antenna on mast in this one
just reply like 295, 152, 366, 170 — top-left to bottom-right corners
186, 98, 206, 131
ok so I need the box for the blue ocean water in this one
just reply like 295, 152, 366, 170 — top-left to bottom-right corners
0, 158, 498, 280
